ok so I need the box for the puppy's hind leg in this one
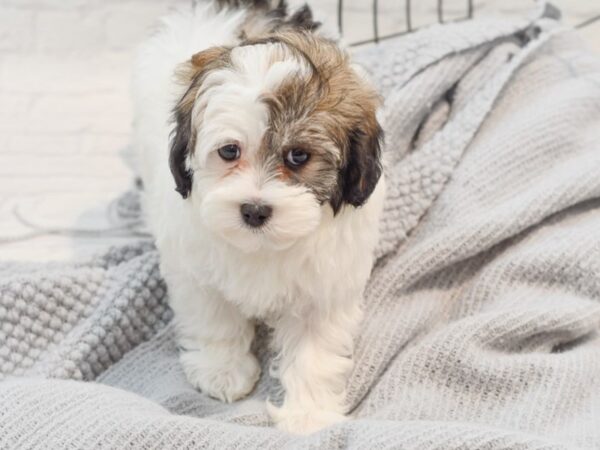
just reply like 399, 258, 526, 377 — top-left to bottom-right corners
166, 273, 260, 402
269, 299, 362, 434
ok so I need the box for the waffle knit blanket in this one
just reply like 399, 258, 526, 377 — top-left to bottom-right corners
2, 6, 600, 449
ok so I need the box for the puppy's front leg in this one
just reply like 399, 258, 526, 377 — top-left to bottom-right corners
167, 273, 260, 402
269, 302, 362, 434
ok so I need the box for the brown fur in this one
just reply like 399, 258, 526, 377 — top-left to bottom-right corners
252, 31, 382, 211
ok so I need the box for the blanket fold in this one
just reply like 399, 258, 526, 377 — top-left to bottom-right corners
2, 6, 600, 449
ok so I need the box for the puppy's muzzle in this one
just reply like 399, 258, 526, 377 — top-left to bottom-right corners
240, 203, 272, 228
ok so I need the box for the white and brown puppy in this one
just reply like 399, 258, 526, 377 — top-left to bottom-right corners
133, 0, 385, 434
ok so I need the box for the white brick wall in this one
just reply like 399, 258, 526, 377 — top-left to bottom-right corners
1, 0, 188, 55
0, 8, 35, 52
0, 0, 187, 166
0, 0, 190, 260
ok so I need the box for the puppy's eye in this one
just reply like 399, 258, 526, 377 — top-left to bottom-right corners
285, 149, 310, 168
217, 144, 241, 161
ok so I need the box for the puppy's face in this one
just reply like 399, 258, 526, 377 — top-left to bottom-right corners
170, 32, 382, 253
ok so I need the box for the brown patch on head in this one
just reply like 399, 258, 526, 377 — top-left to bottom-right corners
190, 47, 229, 69
253, 31, 383, 213
169, 46, 231, 198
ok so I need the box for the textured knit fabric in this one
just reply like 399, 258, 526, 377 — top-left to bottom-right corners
2, 8, 600, 449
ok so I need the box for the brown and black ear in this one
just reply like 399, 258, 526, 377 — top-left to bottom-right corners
330, 123, 383, 214
169, 84, 195, 199
169, 47, 229, 199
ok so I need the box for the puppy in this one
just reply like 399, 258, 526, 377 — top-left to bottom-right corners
132, 0, 385, 434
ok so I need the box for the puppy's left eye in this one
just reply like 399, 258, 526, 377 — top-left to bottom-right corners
285, 149, 310, 168
218, 144, 241, 161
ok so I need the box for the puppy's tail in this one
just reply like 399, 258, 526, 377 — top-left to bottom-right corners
212, 0, 320, 31
213, 0, 287, 14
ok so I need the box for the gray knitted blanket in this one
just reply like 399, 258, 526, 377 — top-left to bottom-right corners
2, 8, 600, 449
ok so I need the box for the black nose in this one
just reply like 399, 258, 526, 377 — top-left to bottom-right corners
240, 203, 272, 227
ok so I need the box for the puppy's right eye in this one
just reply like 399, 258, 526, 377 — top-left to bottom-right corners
217, 144, 241, 161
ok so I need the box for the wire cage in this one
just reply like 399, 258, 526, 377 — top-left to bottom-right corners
191, 1, 599, 48
339, 0, 600, 47
341, 0, 474, 47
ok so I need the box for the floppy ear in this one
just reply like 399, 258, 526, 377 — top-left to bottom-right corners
169, 86, 195, 199
169, 47, 229, 199
330, 123, 383, 214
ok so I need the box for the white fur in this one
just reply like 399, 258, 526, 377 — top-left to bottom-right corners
132, 3, 385, 434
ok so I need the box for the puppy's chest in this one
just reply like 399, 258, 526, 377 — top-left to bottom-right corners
209, 251, 323, 319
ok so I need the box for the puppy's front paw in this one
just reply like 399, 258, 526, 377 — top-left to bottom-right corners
268, 402, 348, 434
181, 349, 260, 402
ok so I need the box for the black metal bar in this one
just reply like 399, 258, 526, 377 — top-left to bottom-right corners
576, 14, 600, 29
349, 13, 474, 48
338, 0, 343, 35
338, 0, 481, 47
373, 0, 380, 43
